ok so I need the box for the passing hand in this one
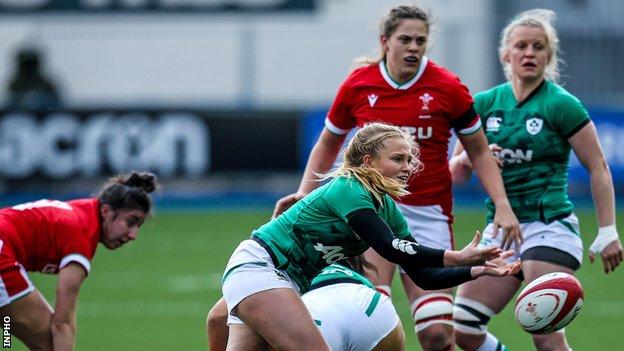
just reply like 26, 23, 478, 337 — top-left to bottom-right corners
492, 203, 522, 250
456, 231, 510, 266
471, 254, 521, 278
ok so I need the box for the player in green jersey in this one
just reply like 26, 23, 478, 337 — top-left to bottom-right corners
449, 9, 623, 351
302, 256, 404, 351
219, 123, 520, 351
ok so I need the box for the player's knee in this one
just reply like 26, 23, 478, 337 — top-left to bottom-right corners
532, 333, 566, 351
453, 297, 495, 346
417, 323, 453, 351
411, 293, 454, 350
207, 301, 228, 331
412, 293, 454, 332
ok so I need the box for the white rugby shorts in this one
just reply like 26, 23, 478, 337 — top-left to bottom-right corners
221, 239, 299, 325
479, 213, 583, 264
302, 282, 399, 351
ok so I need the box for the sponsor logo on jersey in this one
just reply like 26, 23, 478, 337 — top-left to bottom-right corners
526, 118, 543, 135
486, 116, 502, 132
392, 238, 418, 255
400, 126, 432, 140
494, 148, 533, 164
419, 93, 433, 111
367, 94, 378, 107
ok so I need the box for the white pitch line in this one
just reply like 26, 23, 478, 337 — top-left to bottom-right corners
165, 272, 223, 293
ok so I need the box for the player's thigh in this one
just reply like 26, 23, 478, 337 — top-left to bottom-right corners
455, 274, 520, 314
522, 260, 574, 283
226, 324, 271, 351
235, 288, 329, 351
362, 247, 396, 286
372, 319, 405, 351
0, 289, 53, 350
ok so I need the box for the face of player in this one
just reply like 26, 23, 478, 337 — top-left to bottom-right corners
381, 18, 429, 84
100, 205, 147, 250
504, 25, 551, 83
365, 136, 414, 184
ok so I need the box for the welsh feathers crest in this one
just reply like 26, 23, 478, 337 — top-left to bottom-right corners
526, 117, 543, 135
419, 93, 433, 110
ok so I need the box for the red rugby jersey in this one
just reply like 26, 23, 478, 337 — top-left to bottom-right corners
0, 198, 101, 274
326, 57, 481, 208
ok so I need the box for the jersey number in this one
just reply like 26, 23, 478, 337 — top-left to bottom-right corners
313, 243, 346, 264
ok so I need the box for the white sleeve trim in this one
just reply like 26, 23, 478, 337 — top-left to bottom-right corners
458, 118, 482, 135
60, 254, 91, 274
324, 117, 351, 135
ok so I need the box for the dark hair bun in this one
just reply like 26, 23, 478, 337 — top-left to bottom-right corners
124, 172, 157, 193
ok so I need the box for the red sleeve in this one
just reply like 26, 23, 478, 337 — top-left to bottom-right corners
449, 76, 475, 119
448, 76, 481, 135
57, 213, 98, 274
325, 76, 356, 135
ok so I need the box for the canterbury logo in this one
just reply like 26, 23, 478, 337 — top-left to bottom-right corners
392, 239, 418, 255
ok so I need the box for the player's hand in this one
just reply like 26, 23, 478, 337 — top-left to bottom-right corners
456, 231, 508, 266
488, 144, 503, 168
589, 238, 623, 274
272, 192, 305, 219
471, 256, 521, 278
458, 144, 503, 169
492, 202, 522, 250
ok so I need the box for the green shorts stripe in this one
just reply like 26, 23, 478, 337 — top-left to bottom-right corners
557, 219, 580, 236
221, 261, 268, 285
365, 292, 382, 317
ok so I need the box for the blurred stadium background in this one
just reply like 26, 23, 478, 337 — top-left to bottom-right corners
1, 0, 622, 350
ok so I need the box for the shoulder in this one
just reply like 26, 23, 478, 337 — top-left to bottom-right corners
424, 60, 465, 85
474, 83, 507, 102
342, 64, 379, 87
544, 82, 585, 109
474, 83, 508, 110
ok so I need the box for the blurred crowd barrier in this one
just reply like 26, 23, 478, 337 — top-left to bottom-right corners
0, 107, 621, 205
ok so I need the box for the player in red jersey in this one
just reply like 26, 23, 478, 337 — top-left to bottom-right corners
205, 5, 520, 351
271, 6, 520, 351
0, 171, 157, 351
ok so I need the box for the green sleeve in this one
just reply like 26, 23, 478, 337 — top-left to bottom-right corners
324, 177, 376, 221
473, 90, 488, 117
381, 195, 411, 240
550, 92, 590, 138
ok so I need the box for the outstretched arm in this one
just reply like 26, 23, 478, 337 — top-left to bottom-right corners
457, 130, 521, 250
52, 262, 87, 351
402, 256, 520, 290
272, 128, 346, 217
347, 209, 504, 268
569, 122, 623, 273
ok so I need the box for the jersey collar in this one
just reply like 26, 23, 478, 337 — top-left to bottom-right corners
379, 56, 429, 90
515, 79, 547, 108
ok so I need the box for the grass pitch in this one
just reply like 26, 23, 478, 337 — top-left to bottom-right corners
14, 208, 624, 350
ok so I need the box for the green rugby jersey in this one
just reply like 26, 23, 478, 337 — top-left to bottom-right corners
252, 176, 411, 292
309, 263, 375, 290
474, 80, 590, 223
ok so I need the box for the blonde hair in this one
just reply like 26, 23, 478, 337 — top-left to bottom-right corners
499, 8, 561, 83
353, 5, 432, 69
324, 123, 423, 205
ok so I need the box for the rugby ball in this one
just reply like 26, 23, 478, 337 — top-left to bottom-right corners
514, 272, 583, 334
